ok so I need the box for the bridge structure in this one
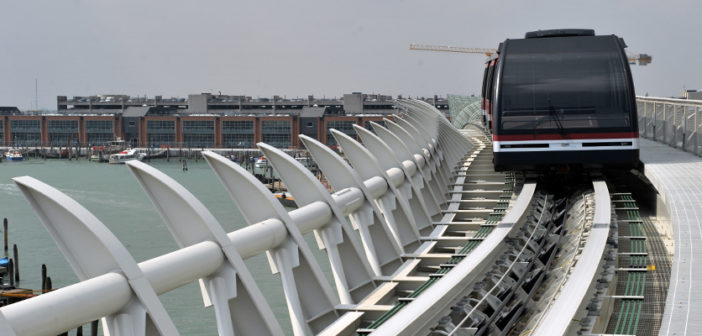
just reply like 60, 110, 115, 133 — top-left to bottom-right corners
0, 96, 700, 335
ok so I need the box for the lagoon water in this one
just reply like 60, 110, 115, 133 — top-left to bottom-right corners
0, 158, 324, 335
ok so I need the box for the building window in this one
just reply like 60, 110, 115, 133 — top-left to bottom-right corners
87, 133, 114, 145
222, 121, 254, 134
48, 120, 79, 146
147, 120, 175, 147
85, 120, 114, 145
326, 120, 356, 146
147, 120, 175, 133
147, 133, 175, 147
222, 134, 253, 148
222, 120, 254, 148
182, 120, 214, 133
182, 120, 214, 148
261, 120, 291, 148
86, 120, 113, 133
10, 119, 41, 146
48, 120, 79, 132
183, 133, 214, 148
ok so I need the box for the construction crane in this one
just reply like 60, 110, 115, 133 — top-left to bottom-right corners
409, 43, 652, 66
409, 44, 497, 57
630, 53, 652, 66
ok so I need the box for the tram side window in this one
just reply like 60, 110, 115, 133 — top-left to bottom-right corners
485, 63, 495, 103
481, 66, 489, 100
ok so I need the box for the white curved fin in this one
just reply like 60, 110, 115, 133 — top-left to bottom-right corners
126, 161, 283, 336
258, 143, 376, 304
202, 152, 339, 335
13, 176, 178, 336
330, 130, 421, 250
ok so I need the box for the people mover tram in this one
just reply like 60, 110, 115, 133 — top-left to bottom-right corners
482, 29, 639, 171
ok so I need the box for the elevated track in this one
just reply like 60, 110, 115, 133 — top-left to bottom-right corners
0, 98, 679, 335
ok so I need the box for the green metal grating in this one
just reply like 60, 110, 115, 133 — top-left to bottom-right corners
357, 170, 515, 335
607, 193, 649, 335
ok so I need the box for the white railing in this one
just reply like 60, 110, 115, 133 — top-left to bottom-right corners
0, 99, 474, 336
637, 96, 702, 155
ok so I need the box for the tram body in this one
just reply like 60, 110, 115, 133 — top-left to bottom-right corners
482, 29, 640, 171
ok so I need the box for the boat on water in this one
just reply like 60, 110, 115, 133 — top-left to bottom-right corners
108, 149, 146, 164
106, 139, 126, 153
142, 149, 168, 160
273, 192, 296, 208
89, 153, 107, 162
295, 157, 316, 170
4, 150, 23, 161
254, 156, 269, 169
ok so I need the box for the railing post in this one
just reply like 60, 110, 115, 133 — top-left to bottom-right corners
635, 97, 702, 154
682, 105, 687, 151
696, 106, 700, 155
641, 101, 651, 137
649, 101, 654, 138
663, 103, 668, 144
652, 102, 657, 141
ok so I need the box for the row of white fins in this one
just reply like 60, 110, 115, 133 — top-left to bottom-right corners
0, 99, 474, 336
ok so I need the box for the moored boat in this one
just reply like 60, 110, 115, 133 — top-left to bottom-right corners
4, 150, 23, 161
273, 192, 296, 208
108, 149, 146, 164
142, 149, 168, 160
254, 156, 269, 169
295, 156, 316, 171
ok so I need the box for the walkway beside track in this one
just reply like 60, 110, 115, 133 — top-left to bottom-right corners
639, 138, 702, 336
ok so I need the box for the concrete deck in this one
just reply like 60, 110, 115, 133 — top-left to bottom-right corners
640, 138, 702, 336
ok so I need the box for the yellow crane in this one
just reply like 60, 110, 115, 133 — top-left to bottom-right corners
409, 43, 652, 66
409, 44, 497, 57
631, 53, 652, 66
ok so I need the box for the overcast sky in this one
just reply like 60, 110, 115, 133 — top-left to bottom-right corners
1, 0, 699, 110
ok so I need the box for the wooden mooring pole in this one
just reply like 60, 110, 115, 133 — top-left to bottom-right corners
13, 244, 19, 283
41, 264, 47, 291
8, 259, 14, 288
3, 218, 7, 257
91, 320, 98, 336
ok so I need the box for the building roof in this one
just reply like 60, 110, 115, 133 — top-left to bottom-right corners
123, 106, 149, 117
0, 106, 21, 115
300, 106, 326, 118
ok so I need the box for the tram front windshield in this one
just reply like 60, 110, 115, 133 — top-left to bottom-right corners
498, 36, 633, 133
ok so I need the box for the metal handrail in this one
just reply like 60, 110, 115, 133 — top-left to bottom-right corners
0, 99, 470, 336
636, 96, 702, 156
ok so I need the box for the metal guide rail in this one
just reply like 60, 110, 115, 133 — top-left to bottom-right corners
355, 137, 518, 335
512, 189, 596, 335
525, 180, 614, 336
366, 181, 536, 335
427, 191, 564, 336
363, 156, 535, 336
